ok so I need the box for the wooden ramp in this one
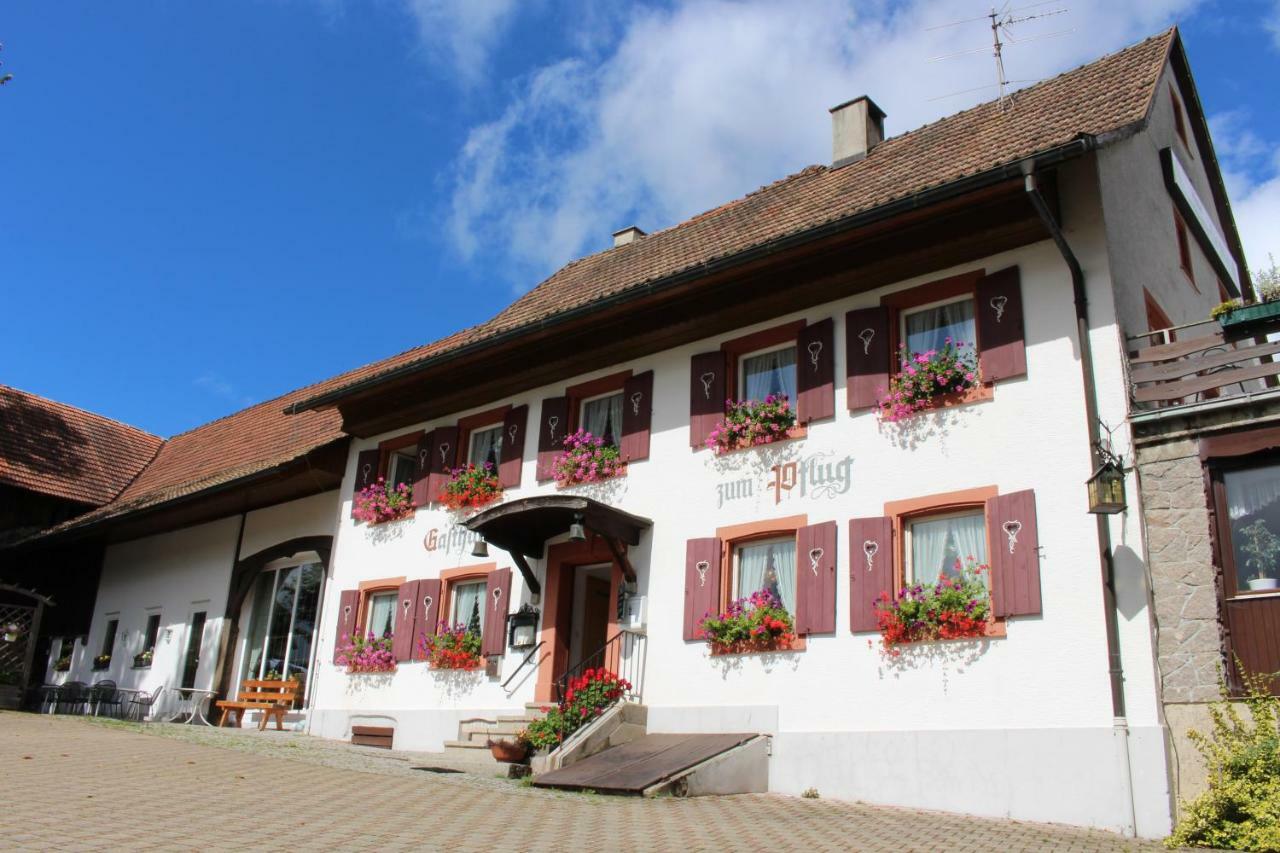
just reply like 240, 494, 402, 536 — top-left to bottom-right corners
532, 733, 757, 795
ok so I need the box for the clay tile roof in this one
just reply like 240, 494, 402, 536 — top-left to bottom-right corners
0, 384, 163, 507
300, 28, 1175, 407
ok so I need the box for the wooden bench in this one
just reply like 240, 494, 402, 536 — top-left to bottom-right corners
215, 679, 300, 731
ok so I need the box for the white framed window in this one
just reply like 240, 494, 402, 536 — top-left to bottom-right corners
739, 344, 797, 403
904, 509, 987, 587
365, 591, 397, 639
579, 391, 624, 448
468, 424, 504, 470
239, 557, 325, 687
901, 294, 976, 354
386, 448, 417, 491
450, 579, 487, 635
731, 537, 797, 613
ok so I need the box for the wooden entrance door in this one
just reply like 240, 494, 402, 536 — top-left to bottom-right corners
581, 576, 611, 660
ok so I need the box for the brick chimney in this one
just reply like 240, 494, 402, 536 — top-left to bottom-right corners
829, 96, 886, 168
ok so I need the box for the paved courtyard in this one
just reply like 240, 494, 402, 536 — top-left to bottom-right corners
1, 712, 1174, 852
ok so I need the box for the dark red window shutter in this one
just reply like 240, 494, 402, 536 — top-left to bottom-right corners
795, 521, 837, 635
332, 589, 360, 663
689, 351, 726, 448
683, 537, 723, 640
986, 490, 1041, 618
796, 319, 835, 423
391, 580, 421, 662
426, 425, 459, 504
846, 306, 890, 411
976, 266, 1026, 382
621, 370, 654, 461
536, 396, 569, 481
848, 516, 893, 633
499, 405, 528, 489
412, 579, 442, 660
351, 449, 381, 518
481, 568, 513, 657
411, 431, 433, 507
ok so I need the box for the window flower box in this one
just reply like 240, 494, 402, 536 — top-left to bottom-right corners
336, 633, 396, 674
53, 656, 71, 672
878, 340, 979, 423
439, 464, 502, 512
1214, 298, 1280, 333
132, 650, 153, 668
418, 624, 483, 670
698, 590, 798, 654
519, 668, 630, 752
353, 478, 414, 525
706, 395, 797, 454
92, 655, 111, 671
551, 429, 626, 487
874, 559, 992, 656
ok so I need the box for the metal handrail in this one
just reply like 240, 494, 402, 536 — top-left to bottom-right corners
501, 640, 546, 691
554, 629, 646, 704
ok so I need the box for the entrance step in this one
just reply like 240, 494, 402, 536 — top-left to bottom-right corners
532, 733, 768, 796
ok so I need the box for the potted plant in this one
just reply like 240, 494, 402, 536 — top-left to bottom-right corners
53, 656, 71, 672
706, 394, 797, 453
1212, 259, 1280, 333
487, 737, 532, 763
92, 654, 111, 671
697, 590, 797, 655
1238, 519, 1280, 591
874, 559, 992, 656
133, 649, 153, 668
878, 339, 979, 422
439, 463, 502, 511
335, 633, 396, 673
550, 429, 625, 487
518, 668, 631, 752
2, 622, 21, 644
418, 624, 483, 670
352, 477, 415, 525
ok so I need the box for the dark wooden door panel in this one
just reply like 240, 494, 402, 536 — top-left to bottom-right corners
1226, 597, 1280, 694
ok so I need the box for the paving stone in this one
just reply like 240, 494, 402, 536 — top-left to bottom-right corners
0, 712, 1177, 851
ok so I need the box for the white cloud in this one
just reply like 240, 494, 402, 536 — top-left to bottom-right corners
401, 0, 520, 86
1210, 110, 1280, 279
444, 0, 1202, 283
1267, 0, 1280, 50
195, 373, 253, 407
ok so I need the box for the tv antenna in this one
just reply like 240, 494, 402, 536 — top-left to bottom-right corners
928, 2, 1072, 110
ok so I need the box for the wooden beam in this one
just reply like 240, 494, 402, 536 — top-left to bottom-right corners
510, 552, 541, 597
601, 535, 636, 584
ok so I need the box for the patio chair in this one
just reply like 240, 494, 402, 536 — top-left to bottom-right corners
55, 681, 88, 715
89, 681, 122, 718
127, 685, 164, 721
35, 684, 60, 713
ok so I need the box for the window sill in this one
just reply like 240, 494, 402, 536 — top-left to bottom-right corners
553, 468, 628, 490
131, 664, 152, 670
708, 635, 807, 656
706, 425, 806, 456
883, 384, 993, 422
91, 665, 110, 672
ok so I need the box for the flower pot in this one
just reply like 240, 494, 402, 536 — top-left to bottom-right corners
488, 739, 531, 763
1218, 301, 1280, 334
1247, 577, 1279, 591
709, 633, 798, 656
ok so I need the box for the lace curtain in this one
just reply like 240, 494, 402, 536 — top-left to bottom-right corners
908, 513, 987, 586
453, 582, 486, 635
742, 348, 797, 403
736, 540, 797, 613
582, 393, 624, 447
367, 593, 396, 639
469, 426, 503, 470
905, 299, 976, 353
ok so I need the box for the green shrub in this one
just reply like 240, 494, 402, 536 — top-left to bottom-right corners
1167, 665, 1280, 851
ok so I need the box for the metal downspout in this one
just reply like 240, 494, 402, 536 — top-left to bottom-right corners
1024, 169, 1138, 837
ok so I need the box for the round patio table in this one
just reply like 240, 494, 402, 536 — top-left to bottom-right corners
165, 687, 217, 726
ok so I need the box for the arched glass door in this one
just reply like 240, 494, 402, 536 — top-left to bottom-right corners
240, 561, 323, 698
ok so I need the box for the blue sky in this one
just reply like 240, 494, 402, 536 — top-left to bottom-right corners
3, 0, 1278, 437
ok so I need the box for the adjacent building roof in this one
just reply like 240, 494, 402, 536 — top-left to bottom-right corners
0, 384, 163, 507
292, 28, 1185, 412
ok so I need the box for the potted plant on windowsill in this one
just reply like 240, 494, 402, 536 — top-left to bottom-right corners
706, 395, 798, 454
439, 463, 502, 512
418, 624, 483, 670
877, 340, 980, 423
698, 590, 798, 655
1239, 519, 1280, 592
336, 633, 396, 673
53, 656, 71, 672
352, 478, 415, 525
873, 559, 992, 656
133, 650, 153, 668
551, 429, 625, 487
92, 654, 111, 671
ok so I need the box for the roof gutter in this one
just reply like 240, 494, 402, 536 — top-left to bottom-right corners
289, 136, 1099, 415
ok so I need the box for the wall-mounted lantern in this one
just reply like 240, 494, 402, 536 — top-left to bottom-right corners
1086, 459, 1127, 514
507, 604, 540, 649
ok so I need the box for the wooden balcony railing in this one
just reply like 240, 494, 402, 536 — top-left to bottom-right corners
1126, 314, 1280, 413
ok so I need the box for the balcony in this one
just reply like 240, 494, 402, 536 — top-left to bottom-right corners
1126, 310, 1280, 417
